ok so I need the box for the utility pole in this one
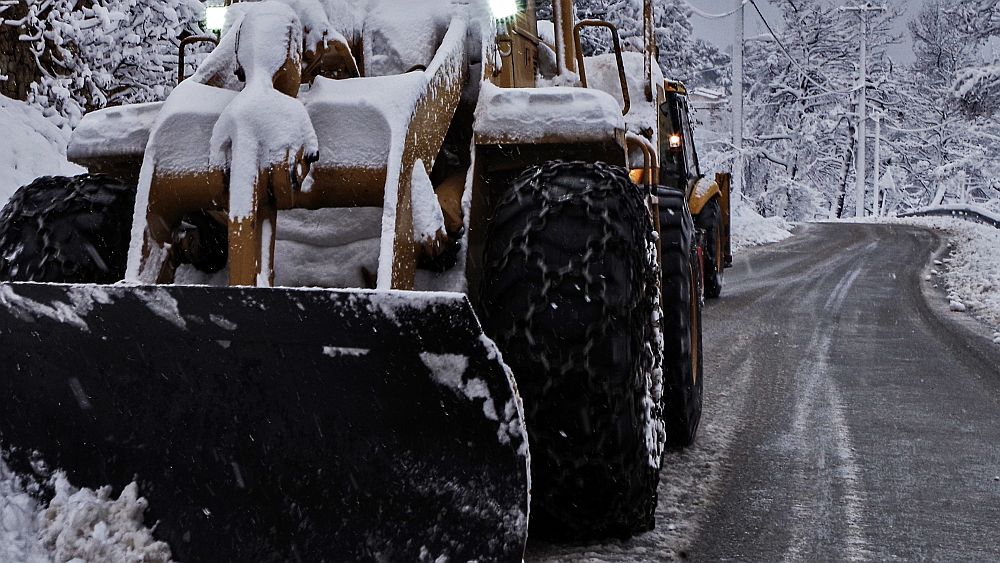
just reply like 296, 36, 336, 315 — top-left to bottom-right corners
842, 2, 885, 218
873, 111, 882, 217
732, 0, 745, 206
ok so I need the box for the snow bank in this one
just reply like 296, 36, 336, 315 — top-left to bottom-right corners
1, 459, 173, 563
731, 205, 794, 251
0, 95, 84, 205
896, 216, 1000, 331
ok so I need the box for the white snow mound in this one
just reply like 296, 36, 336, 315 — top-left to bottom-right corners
732, 205, 794, 251
0, 94, 84, 205
1, 459, 172, 563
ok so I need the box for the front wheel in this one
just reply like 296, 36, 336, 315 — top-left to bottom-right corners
696, 197, 725, 299
657, 187, 704, 448
0, 174, 136, 283
478, 161, 664, 540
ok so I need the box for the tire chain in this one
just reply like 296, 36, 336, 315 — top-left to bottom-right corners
0, 174, 136, 283
482, 161, 665, 535
488, 163, 661, 390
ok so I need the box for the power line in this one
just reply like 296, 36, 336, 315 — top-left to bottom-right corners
748, 0, 855, 97
681, 0, 748, 19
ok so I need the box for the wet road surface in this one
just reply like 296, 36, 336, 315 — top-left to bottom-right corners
529, 223, 1000, 562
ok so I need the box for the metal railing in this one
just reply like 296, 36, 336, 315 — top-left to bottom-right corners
898, 205, 1000, 229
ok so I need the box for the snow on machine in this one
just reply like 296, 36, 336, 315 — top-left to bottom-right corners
0, 0, 731, 560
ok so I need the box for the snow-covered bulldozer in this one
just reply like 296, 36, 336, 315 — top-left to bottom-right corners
0, 0, 729, 560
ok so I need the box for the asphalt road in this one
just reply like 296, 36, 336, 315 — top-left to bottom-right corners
529, 222, 1000, 562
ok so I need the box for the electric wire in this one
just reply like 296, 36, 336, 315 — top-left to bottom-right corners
681, 0, 748, 19
748, 0, 857, 97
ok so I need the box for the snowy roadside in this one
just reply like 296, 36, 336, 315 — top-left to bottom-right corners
730, 205, 795, 252
890, 216, 1000, 344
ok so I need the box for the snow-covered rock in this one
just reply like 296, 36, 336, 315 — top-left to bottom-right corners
0, 95, 84, 205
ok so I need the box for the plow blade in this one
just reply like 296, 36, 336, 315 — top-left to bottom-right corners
0, 283, 529, 562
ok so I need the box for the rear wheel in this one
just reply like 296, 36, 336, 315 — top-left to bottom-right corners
696, 197, 724, 299
657, 187, 704, 448
478, 161, 663, 540
0, 174, 136, 283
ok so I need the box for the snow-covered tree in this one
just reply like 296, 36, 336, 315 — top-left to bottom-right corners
0, 0, 206, 128
537, 0, 728, 90
739, 0, 901, 220
876, 0, 1000, 213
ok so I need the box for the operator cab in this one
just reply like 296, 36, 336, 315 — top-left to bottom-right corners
659, 80, 702, 192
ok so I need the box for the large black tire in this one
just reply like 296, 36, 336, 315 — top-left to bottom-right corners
478, 161, 663, 541
696, 197, 724, 299
0, 175, 136, 283
657, 187, 704, 448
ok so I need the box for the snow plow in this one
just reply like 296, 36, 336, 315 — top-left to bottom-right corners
0, 0, 729, 560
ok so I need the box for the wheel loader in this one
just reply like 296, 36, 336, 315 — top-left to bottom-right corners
0, 0, 731, 560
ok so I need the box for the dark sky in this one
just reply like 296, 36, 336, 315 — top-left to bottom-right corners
688, 0, 919, 64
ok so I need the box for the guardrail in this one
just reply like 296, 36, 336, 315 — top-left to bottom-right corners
898, 205, 1000, 229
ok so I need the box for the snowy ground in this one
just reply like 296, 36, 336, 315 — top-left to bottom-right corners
0, 95, 83, 203
890, 216, 1000, 343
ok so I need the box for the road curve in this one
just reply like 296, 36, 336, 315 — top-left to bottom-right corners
528, 223, 1000, 562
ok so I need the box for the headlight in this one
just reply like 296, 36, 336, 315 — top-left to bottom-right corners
490, 0, 519, 20
669, 134, 682, 149
205, 5, 228, 34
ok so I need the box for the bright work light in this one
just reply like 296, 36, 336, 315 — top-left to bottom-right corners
490, 0, 519, 20
205, 5, 228, 33
669, 134, 682, 149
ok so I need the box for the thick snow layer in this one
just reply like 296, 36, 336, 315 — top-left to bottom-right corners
0, 460, 173, 563
895, 217, 1000, 331
362, 0, 451, 76
0, 461, 47, 563
146, 81, 239, 175
731, 205, 794, 252
410, 160, 446, 244
475, 82, 625, 143
321, 0, 367, 39
208, 3, 317, 224
583, 52, 664, 140
124, 80, 238, 283
272, 0, 347, 50
303, 72, 424, 168
0, 95, 84, 204
68, 102, 163, 162
274, 208, 382, 288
